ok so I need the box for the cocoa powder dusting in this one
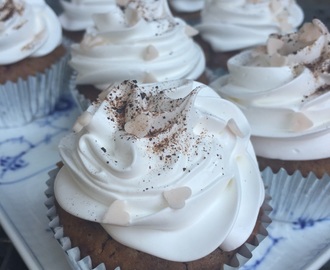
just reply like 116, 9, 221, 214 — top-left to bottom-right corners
0, 0, 24, 22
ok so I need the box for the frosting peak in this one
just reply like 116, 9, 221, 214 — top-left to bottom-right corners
70, 0, 205, 89
212, 19, 330, 160
124, 0, 173, 22
55, 79, 264, 261
59, 0, 116, 31
264, 19, 330, 67
0, 0, 62, 65
196, 0, 304, 51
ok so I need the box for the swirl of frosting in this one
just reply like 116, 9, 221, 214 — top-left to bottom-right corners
69, 0, 205, 89
196, 0, 304, 52
212, 19, 330, 160
169, 0, 204, 13
59, 0, 116, 31
55, 79, 264, 261
0, 0, 62, 65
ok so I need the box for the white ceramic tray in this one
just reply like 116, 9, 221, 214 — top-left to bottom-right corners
0, 92, 329, 270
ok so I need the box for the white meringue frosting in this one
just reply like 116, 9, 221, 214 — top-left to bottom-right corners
169, 0, 204, 13
55, 79, 264, 261
212, 19, 330, 160
59, 0, 116, 31
196, 0, 304, 52
0, 0, 62, 65
69, 0, 205, 89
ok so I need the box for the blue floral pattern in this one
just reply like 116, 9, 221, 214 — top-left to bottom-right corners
0, 94, 78, 185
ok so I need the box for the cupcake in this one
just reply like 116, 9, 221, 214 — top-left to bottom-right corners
48, 79, 268, 269
195, 0, 304, 71
58, 0, 116, 43
0, 0, 69, 128
211, 19, 330, 178
168, 0, 204, 25
69, 0, 207, 102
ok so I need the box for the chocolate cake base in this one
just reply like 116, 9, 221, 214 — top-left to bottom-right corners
257, 156, 330, 178
55, 200, 269, 270
0, 45, 66, 84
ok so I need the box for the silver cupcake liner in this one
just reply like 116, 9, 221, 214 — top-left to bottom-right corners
261, 167, 330, 223
45, 166, 271, 270
0, 45, 71, 128
69, 72, 92, 113
45, 167, 106, 270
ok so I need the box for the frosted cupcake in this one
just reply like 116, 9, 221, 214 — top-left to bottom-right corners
0, 0, 69, 128
69, 0, 207, 101
58, 0, 116, 42
195, 0, 304, 70
212, 19, 330, 178
168, 0, 204, 25
49, 79, 268, 269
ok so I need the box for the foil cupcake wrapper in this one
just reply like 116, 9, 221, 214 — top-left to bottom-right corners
0, 44, 71, 129
69, 72, 92, 113
45, 166, 271, 270
261, 167, 330, 223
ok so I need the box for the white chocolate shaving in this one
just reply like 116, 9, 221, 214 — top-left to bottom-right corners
185, 25, 198, 37
102, 200, 131, 225
124, 114, 152, 138
290, 112, 313, 132
143, 72, 158, 83
143, 45, 159, 61
73, 111, 93, 133
267, 37, 284, 55
163, 186, 192, 209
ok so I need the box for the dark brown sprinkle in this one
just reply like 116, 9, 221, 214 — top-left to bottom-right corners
116, 106, 125, 114
315, 84, 330, 95
101, 147, 106, 153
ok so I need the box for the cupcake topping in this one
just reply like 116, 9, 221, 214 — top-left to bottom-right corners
213, 19, 330, 160
196, 0, 304, 51
70, 0, 205, 89
59, 0, 117, 31
56, 79, 264, 261
0, 0, 62, 65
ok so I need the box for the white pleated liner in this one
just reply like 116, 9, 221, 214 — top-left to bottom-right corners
0, 43, 71, 129
261, 167, 330, 223
69, 72, 91, 113
45, 167, 271, 270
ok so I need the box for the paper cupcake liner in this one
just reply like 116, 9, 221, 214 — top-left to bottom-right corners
0, 43, 71, 129
261, 167, 330, 223
45, 166, 271, 270
69, 72, 92, 113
